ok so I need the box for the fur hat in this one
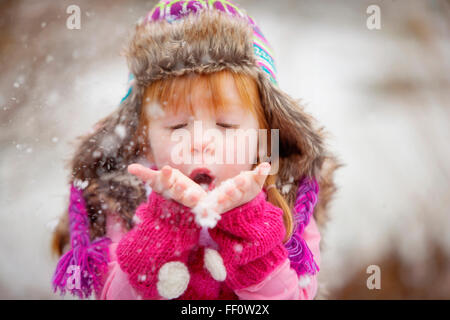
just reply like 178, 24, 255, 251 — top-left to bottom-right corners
53, 0, 339, 266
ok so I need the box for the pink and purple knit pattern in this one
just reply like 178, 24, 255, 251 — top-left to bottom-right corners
142, 0, 278, 84
52, 184, 111, 299
208, 190, 289, 290
285, 178, 320, 276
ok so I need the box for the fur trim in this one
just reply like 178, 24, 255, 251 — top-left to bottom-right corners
51, 210, 70, 256
314, 156, 342, 236
125, 10, 258, 86
82, 171, 147, 239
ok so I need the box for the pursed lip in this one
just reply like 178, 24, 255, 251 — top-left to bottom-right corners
189, 168, 216, 191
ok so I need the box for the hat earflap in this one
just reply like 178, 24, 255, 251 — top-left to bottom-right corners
257, 73, 325, 181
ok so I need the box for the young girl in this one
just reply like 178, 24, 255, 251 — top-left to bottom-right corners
51, 0, 339, 300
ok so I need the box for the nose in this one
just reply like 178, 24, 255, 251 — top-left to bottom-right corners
191, 135, 215, 156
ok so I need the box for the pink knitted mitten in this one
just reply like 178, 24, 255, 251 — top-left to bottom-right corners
208, 190, 288, 290
116, 191, 201, 299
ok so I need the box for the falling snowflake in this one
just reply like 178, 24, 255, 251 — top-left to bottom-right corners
74, 179, 89, 190
138, 274, 147, 282
46, 219, 59, 231
92, 150, 102, 158
145, 99, 165, 119
114, 124, 126, 139
281, 184, 292, 194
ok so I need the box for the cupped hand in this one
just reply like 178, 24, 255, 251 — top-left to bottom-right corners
214, 162, 271, 214
127, 164, 207, 208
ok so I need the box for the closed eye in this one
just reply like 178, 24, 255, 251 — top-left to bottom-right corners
168, 123, 187, 130
217, 123, 240, 129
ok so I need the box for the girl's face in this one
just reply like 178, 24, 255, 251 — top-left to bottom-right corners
144, 73, 260, 190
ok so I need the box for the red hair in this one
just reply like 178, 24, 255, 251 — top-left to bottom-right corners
139, 70, 294, 242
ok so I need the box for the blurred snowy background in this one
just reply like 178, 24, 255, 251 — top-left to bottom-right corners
0, 0, 449, 299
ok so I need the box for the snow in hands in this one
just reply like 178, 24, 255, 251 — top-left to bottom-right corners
191, 178, 235, 228
128, 162, 271, 229
192, 162, 270, 228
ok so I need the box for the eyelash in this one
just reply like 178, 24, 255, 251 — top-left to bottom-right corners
169, 123, 187, 130
217, 123, 239, 129
168, 123, 239, 130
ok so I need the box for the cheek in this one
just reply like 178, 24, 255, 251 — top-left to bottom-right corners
220, 128, 259, 166
147, 128, 192, 173
147, 128, 174, 165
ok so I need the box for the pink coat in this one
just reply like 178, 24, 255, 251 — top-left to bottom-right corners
100, 190, 321, 300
